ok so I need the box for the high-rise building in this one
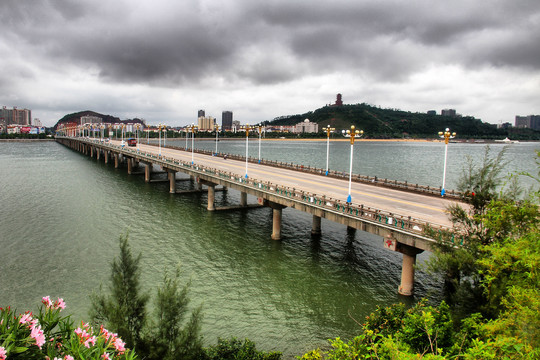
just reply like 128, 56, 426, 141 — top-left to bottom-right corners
441, 109, 457, 117
515, 115, 540, 130
1, 107, 32, 125
198, 116, 216, 131
222, 111, 233, 131
80, 115, 102, 125
198, 109, 205, 118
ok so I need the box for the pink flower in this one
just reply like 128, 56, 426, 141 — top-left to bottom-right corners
30, 324, 46, 348
41, 296, 53, 308
0, 346, 7, 360
19, 312, 33, 324
102, 353, 111, 360
84, 335, 97, 348
54, 298, 66, 310
113, 337, 126, 352
65, 356, 74, 360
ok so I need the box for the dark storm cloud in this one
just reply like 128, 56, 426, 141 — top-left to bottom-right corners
2, 0, 539, 87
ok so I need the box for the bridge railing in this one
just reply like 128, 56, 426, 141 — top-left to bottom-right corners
162, 144, 462, 200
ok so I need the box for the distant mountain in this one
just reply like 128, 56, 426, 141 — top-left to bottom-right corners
53, 110, 144, 130
266, 103, 539, 139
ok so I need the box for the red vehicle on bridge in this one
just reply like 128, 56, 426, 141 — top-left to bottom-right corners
127, 138, 137, 146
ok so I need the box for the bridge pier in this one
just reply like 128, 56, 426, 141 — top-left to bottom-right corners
127, 157, 133, 174
104, 151, 109, 164
144, 162, 152, 182
114, 153, 119, 168
96, 148, 101, 160
168, 170, 177, 193
240, 192, 247, 207
207, 184, 216, 211
311, 215, 322, 236
384, 235, 424, 296
268, 202, 286, 240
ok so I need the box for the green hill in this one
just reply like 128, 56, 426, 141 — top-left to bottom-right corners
266, 103, 539, 140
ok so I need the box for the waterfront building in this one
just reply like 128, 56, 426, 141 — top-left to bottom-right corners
294, 119, 319, 134
198, 116, 216, 131
222, 111, 233, 131
515, 115, 540, 130
1, 106, 32, 126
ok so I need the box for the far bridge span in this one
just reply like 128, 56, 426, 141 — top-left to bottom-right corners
56, 136, 464, 296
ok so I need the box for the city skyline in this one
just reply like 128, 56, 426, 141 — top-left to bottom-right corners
1, 0, 539, 127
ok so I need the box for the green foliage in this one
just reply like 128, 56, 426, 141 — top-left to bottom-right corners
90, 234, 149, 348
90, 234, 204, 360
203, 338, 282, 360
0, 298, 137, 359
140, 269, 205, 360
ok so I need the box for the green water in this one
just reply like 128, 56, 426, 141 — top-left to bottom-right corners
0, 140, 537, 358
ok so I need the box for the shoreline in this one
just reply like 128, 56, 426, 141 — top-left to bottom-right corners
0, 138, 55, 142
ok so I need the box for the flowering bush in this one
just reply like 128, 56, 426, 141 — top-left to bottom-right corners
0, 297, 137, 360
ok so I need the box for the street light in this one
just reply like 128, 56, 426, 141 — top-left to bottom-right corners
214, 124, 220, 156
325, 125, 335, 176
121, 124, 126, 146
257, 125, 263, 163
342, 125, 364, 203
100, 124, 105, 142
438, 128, 456, 197
158, 123, 166, 156
185, 128, 189, 149
135, 124, 141, 150
240, 124, 251, 178
190, 123, 198, 164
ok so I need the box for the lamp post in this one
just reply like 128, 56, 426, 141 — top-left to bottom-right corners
121, 124, 125, 146
257, 125, 263, 163
135, 124, 140, 150
190, 123, 197, 164
325, 124, 335, 176
100, 124, 105, 142
214, 124, 220, 155
241, 124, 251, 178
185, 128, 189, 149
342, 125, 363, 203
438, 128, 456, 197
158, 123, 164, 156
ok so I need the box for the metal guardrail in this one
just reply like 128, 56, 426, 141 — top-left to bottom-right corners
160, 144, 463, 200
61, 137, 453, 239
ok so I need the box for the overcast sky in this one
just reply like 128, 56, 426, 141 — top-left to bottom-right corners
1, 0, 539, 127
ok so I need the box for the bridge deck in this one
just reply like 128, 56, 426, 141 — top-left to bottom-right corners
115, 139, 459, 228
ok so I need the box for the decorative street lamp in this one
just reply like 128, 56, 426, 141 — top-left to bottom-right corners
100, 124, 105, 142
257, 125, 263, 163
121, 124, 126, 146
190, 123, 198, 164
240, 124, 251, 178
185, 128, 189, 149
135, 124, 141, 150
438, 128, 456, 196
214, 124, 220, 156
342, 125, 364, 203
325, 124, 335, 176
158, 123, 166, 156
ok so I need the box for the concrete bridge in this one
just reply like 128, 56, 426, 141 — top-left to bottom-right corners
56, 136, 464, 296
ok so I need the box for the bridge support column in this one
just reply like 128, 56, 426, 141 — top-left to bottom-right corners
268, 202, 286, 241
240, 192, 247, 207
104, 151, 109, 164
311, 215, 322, 236
168, 170, 177, 193
145, 163, 152, 182
96, 149, 101, 160
384, 235, 424, 296
90, 146, 94, 158
114, 154, 119, 168
127, 157, 133, 174
207, 184, 216, 211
